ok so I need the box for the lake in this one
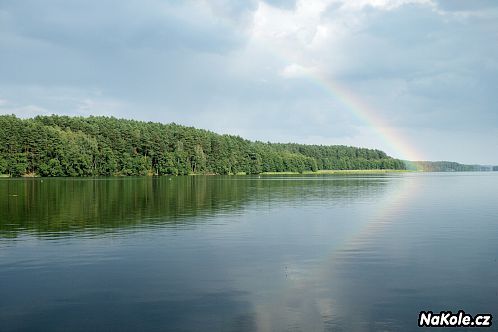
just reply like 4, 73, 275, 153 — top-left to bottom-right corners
1, 173, 498, 331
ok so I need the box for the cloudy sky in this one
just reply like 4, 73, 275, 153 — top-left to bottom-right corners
1, 0, 497, 163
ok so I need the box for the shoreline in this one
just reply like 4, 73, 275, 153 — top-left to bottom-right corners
1, 169, 415, 178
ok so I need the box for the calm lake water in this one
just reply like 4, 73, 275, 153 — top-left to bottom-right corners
1, 173, 498, 331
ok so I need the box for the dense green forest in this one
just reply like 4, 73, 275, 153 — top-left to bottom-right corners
0, 115, 406, 177
404, 160, 493, 172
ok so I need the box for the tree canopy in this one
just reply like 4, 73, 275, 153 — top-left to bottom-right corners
0, 115, 406, 177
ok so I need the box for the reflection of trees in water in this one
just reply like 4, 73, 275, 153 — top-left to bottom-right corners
0, 176, 391, 237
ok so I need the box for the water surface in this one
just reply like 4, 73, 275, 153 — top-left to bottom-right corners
1, 173, 498, 331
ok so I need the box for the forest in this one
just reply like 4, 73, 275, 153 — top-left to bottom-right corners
404, 160, 494, 172
0, 115, 406, 177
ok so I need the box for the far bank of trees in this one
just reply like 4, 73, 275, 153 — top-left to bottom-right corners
404, 160, 493, 172
0, 115, 406, 177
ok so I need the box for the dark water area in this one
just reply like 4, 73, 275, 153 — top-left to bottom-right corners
1, 173, 498, 331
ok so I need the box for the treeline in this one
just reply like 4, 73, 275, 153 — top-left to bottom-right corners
404, 160, 493, 172
0, 115, 406, 177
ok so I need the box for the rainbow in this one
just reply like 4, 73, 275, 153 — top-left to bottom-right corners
303, 74, 426, 256
307, 72, 423, 161
278, 63, 426, 279
289, 67, 426, 249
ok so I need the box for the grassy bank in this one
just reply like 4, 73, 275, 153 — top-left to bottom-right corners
260, 169, 414, 175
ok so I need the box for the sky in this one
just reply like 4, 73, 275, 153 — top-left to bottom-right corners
1, 0, 497, 164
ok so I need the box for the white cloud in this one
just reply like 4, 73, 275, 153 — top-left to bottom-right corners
340, 0, 433, 11
74, 98, 125, 116
280, 63, 316, 78
0, 85, 129, 118
0, 104, 50, 118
